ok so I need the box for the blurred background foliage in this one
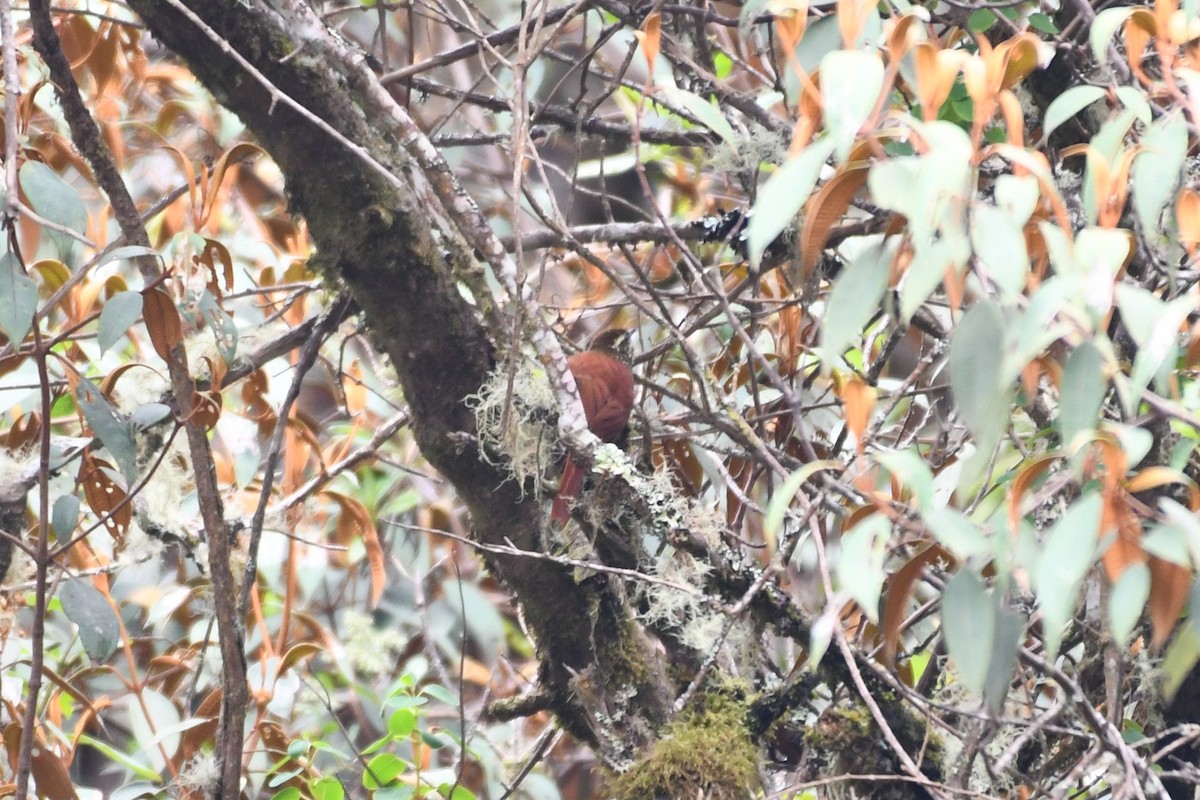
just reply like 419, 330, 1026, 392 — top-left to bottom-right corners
7, 0, 1200, 798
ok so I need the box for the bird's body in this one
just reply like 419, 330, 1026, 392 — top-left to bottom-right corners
551, 330, 635, 523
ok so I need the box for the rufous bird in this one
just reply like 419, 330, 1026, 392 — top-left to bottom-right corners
551, 329, 635, 523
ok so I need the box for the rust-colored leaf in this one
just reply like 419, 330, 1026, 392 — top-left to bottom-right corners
838, 376, 876, 452
279, 642, 323, 676
913, 44, 964, 122
837, 0, 874, 46
1007, 454, 1058, 535
179, 687, 221, 767
635, 13, 662, 76
190, 390, 222, 431
194, 238, 235, 299
1178, 188, 1200, 256
141, 287, 183, 362
881, 544, 951, 666
324, 491, 386, 608
6, 412, 41, 451
1100, 493, 1145, 582
800, 162, 869, 275
885, 14, 921, 63
997, 89, 1025, 147
0, 352, 27, 380
3, 723, 79, 800
1148, 556, 1192, 648
199, 142, 264, 227
997, 34, 1041, 90
81, 454, 130, 540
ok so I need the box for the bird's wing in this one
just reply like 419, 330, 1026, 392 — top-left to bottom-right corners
576, 371, 632, 442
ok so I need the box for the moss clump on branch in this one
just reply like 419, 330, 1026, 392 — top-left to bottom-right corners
804, 705, 944, 800
608, 694, 758, 800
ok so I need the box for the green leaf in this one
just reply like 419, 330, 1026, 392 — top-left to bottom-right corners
270, 789, 302, 800
993, 174, 1040, 227
124, 690, 181, 772
836, 514, 890, 622
0, 252, 38, 346
1109, 562, 1149, 647
310, 777, 346, 800
1035, 493, 1102, 659
821, 240, 891, 358
661, 87, 737, 147
438, 783, 477, 800
1029, 12, 1059, 33
899, 236, 970, 322
1163, 619, 1200, 701
873, 449, 934, 513
363, 753, 408, 789
924, 508, 990, 560
1144, 524, 1192, 568
19, 161, 88, 265
420, 683, 459, 706
794, 15, 841, 74
76, 734, 163, 782
77, 378, 139, 484
747, 138, 834, 267
446, 579, 506, 656
983, 604, 1023, 715
60, 579, 120, 661
971, 203, 1028, 304
51, 494, 80, 539
1116, 286, 1195, 404
1058, 342, 1106, 448
949, 300, 1009, 443
98, 291, 144, 354
1042, 86, 1106, 143
942, 569, 994, 694
967, 8, 995, 32
820, 50, 884, 163
1115, 85, 1152, 126
387, 707, 417, 738
1133, 112, 1188, 234
1090, 8, 1138, 64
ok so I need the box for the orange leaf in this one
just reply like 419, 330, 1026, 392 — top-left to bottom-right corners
3, 724, 79, 800
1007, 454, 1058, 535
634, 13, 662, 77
1177, 188, 1200, 254
81, 455, 130, 539
141, 287, 183, 362
837, 0, 874, 47
279, 642, 323, 675
800, 162, 869, 275
1148, 556, 1192, 648
838, 376, 877, 451
913, 44, 965, 122
1100, 493, 1145, 582
880, 544, 951, 666
199, 142, 264, 227
324, 491, 386, 607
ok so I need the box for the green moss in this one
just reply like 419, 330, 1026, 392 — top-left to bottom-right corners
609, 694, 758, 800
803, 705, 944, 800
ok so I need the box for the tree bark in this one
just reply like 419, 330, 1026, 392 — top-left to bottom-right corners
122, 0, 671, 766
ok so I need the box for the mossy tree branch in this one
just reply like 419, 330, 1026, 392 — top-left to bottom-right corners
121, 0, 672, 773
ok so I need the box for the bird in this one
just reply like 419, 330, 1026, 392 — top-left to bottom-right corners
551, 329, 635, 523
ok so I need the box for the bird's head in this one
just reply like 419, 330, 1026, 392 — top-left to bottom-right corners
588, 328, 634, 364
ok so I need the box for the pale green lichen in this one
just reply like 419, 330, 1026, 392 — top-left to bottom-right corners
467, 358, 557, 489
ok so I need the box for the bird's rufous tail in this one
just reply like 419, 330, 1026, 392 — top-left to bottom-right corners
551, 458, 584, 522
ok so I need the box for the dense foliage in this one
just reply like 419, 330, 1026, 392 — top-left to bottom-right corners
5, 0, 1200, 798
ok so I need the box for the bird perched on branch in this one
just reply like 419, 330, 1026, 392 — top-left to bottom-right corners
551, 329, 635, 523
